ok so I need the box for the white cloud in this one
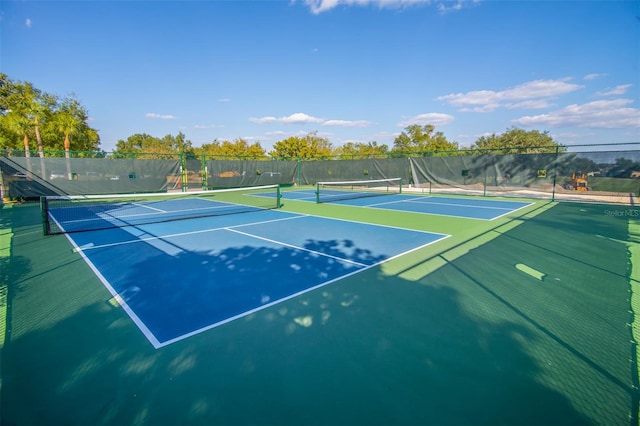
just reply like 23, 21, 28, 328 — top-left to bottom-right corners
218, 98, 231, 103
194, 124, 222, 129
501, 79, 581, 100
145, 112, 176, 120
301, 0, 437, 14
437, 79, 583, 112
250, 113, 371, 127
323, 119, 371, 127
584, 73, 606, 80
25, 18, 32, 28
398, 113, 454, 127
506, 99, 554, 110
595, 84, 632, 97
437, 1, 464, 14
250, 112, 324, 124
512, 99, 640, 129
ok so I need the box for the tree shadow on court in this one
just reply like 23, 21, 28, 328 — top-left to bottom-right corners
3, 219, 605, 425
96, 235, 387, 344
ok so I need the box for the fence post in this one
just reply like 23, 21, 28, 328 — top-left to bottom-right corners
551, 146, 558, 201
180, 153, 187, 192
201, 153, 207, 190
483, 155, 487, 197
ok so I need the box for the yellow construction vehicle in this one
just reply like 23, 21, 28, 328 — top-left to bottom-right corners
566, 172, 588, 191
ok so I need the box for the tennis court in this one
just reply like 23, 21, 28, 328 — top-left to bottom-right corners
58, 204, 447, 348
1, 184, 638, 425
275, 188, 532, 220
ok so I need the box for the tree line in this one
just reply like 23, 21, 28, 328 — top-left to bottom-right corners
1, 74, 563, 159
0, 74, 99, 158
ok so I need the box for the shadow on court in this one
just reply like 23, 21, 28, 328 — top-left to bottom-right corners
0, 202, 635, 425
112, 233, 387, 344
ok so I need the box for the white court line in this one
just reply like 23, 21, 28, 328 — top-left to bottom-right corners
73, 214, 309, 252
64, 208, 451, 349
60, 196, 275, 227
367, 196, 514, 211
156, 230, 450, 348
58, 203, 235, 227
366, 196, 430, 207
226, 228, 369, 268
103, 203, 240, 220
131, 202, 167, 213
402, 199, 515, 211
489, 202, 534, 221
292, 195, 317, 201
282, 190, 317, 201
61, 232, 163, 348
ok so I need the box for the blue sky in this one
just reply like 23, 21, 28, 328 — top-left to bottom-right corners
1, 0, 639, 153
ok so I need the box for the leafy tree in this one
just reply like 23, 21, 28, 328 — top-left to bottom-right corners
466, 128, 570, 184
269, 132, 333, 159
55, 111, 79, 158
392, 124, 458, 154
15, 81, 55, 158
559, 156, 599, 176
0, 74, 100, 153
335, 141, 389, 158
196, 138, 266, 158
115, 133, 170, 157
49, 96, 100, 153
114, 132, 193, 158
606, 157, 640, 178
161, 132, 194, 156
4, 111, 33, 156
471, 127, 563, 154
28, 90, 57, 157
1, 75, 36, 154
53, 111, 79, 179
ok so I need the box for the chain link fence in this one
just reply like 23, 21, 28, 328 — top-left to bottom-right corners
2, 143, 638, 205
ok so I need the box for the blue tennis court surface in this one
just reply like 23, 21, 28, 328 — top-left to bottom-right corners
60, 208, 448, 348
277, 189, 532, 220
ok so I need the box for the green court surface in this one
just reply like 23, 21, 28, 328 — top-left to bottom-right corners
1, 193, 638, 425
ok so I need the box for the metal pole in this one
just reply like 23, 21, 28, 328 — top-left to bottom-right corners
551, 146, 558, 201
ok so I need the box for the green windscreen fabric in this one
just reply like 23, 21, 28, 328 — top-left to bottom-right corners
2, 147, 637, 203
0, 155, 181, 197
299, 157, 409, 185
409, 154, 557, 197
206, 159, 297, 188
409, 149, 639, 203
183, 157, 204, 190
552, 150, 640, 203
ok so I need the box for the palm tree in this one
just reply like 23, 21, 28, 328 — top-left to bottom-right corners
23, 86, 52, 159
55, 111, 79, 179
5, 112, 34, 174
5, 112, 32, 154
27, 97, 54, 179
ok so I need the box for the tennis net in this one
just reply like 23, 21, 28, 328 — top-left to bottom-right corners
41, 184, 282, 235
315, 178, 402, 203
